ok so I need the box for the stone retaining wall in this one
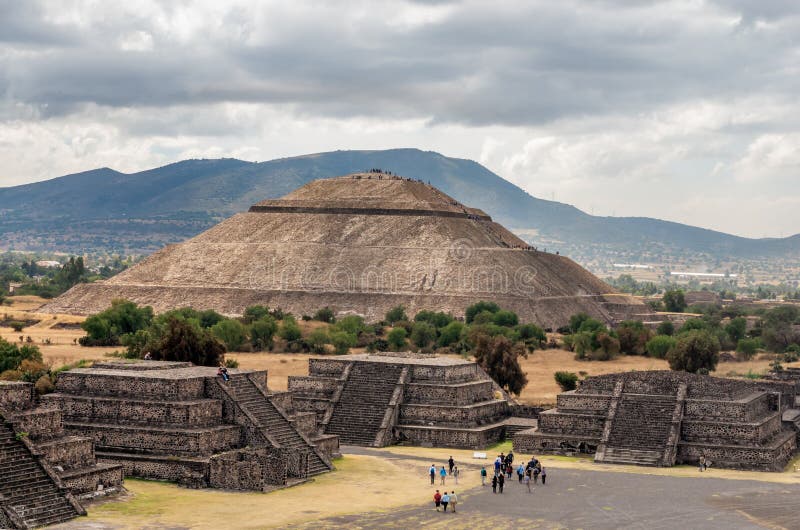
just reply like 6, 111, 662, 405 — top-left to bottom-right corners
537, 410, 606, 437
100, 453, 209, 487
395, 424, 504, 448
57, 371, 205, 400
399, 400, 508, 426
11, 407, 63, 440
403, 381, 493, 406
556, 392, 612, 414
43, 394, 223, 427
67, 423, 243, 456
37, 436, 95, 470
681, 412, 782, 445
684, 393, 771, 422
0, 381, 34, 411
676, 431, 796, 471
209, 448, 288, 490
288, 376, 338, 397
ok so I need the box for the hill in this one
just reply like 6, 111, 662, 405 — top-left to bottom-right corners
1, 149, 797, 263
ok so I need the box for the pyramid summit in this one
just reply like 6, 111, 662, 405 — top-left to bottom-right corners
42, 172, 651, 328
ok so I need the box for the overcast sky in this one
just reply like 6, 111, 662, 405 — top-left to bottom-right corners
1, 0, 799, 238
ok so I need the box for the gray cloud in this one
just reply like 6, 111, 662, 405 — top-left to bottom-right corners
0, 0, 799, 237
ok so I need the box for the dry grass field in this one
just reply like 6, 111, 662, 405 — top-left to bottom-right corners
2, 295, 791, 405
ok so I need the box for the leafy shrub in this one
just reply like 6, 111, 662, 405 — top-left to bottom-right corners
387, 327, 407, 350
414, 310, 453, 328
366, 339, 389, 353
35, 375, 55, 395
243, 305, 270, 324
667, 330, 720, 374
465, 301, 500, 323
646, 335, 676, 359
554, 371, 579, 391
249, 316, 278, 351
410, 322, 437, 348
332, 315, 365, 335
680, 318, 707, 333
80, 299, 154, 346
278, 317, 302, 342
0, 338, 42, 373
224, 358, 240, 369
329, 331, 357, 355
735, 338, 760, 361
472, 333, 528, 395
492, 310, 519, 327
663, 290, 687, 313
616, 321, 652, 355
148, 316, 226, 367
385, 305, 408, 324
313, 307, 336, 323
9, 321, 25, 332
308, 329, 330, 354
656, 321, 675, 336
210, 319, 247, 351
437, 321, 465, 348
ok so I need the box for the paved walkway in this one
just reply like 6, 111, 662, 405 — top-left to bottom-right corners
298, 446, 800, 529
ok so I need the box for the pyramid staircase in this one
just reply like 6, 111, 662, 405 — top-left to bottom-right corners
0, 418, 83, 529
597, 391, 679, 466
227, 375, 332, 477
326, 362, 405, 446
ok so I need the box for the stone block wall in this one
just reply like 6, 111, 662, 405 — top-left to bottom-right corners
403, 381, 493, 406
0, 381, 34, 411
537, 410, 606, 437
291, 412, 317, 437
57, 371, 206, 400
69, 423, 243, 456
677, 431, 796, 472
556, 392, 612, 414
410, 363, 478, 383
308, 359, 349, 377
209, 448, 288, 490
681, 412, 782, 446
43, 394, 223, 427
399, 400, 508, 427
288, 376, 338, 398
102, 454, 209, 487
395, 423, 504, 448
11, 407, 64, 440
37, 436, 96, 470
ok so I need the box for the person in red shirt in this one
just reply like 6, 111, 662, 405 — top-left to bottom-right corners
433, 490, 442, 511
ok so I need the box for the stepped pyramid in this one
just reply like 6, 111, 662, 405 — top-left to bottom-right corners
42, 173, 650, 328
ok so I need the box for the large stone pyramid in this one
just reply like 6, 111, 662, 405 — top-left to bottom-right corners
42, 173, 650, 328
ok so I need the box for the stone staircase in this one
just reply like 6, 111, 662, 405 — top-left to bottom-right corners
0, 419, 82, 529
227, 376, 331, 477
326, 362, 405, 446
600, 393, 677, 466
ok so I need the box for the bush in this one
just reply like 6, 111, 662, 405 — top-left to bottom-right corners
515, 323, 546, 350
437, 321, 465, 348
646, 335, 676, 359
492, 310, 519, 327
210, 319, 247, 351
332, 315, 365, 335
35, 375, 55, 394
385, 306, 408, 324
9, 321, 25, 332
656, 321, 675, 336
81, 299, 154, 346
410, 322, 437, 348
680, 318, 707, 333
0, 370, 23, 381
663, 290, 687, 313
667, 330, 720, 374
308, 329, 330, 354
243, 305, 270, 324
278, 317, 302, 342
725, 317, 747, 343
367, 339, 389, 353
329, 331, 357, 355
18, 359, 49, 383
569, 313, 590, 333
0, 339, 42, 373
736, 338, 760, 361
414, 310, 453, 329
554, 371, 579, 391
148, 316, 226, 367
313, 307, 336, 323
387, 327, 407, 350
616, 321, 652, 355
224, 358, 240, 369
465, 301, 500, 324
249, 316, 278, 351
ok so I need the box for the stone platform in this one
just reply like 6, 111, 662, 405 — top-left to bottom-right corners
289, 352, 516, 449
514, 370, 799, 471
43, 360, 336, 491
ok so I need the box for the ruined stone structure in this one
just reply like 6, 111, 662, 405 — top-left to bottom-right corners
42, 361, 336, 491
289, 353, 515, 448
41, 173, 651, 330
514, 371, 798, 471
0, 381, 95, 529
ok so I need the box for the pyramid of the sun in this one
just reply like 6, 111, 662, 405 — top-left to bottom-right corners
42, 173, 650, 328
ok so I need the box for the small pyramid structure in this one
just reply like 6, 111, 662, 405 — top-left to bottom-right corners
42, 173, 651, 328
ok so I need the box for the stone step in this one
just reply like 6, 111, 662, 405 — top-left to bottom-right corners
601, 447, 662, 466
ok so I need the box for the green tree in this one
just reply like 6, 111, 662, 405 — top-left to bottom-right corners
387, 327, 407, 350
680, 318, 707, 333
736, 338, 760, 361
465, 301, 500, 323
410, 322, 437, 348
243, 305, 270, 324
761, 306, 800, 352
414, 310, 453, 328
249, 316, 278, 351
725, 317, 747, 343
313, 307, 336, 323
149, 316, 226, 367
616, 321, 652, 355
332, 315, 365, 335
667, 330, 720, 373
663, 290, 687, 313
569, 313, 590, 333
210, 319, 247, 351
0, 338, 42, 373
656, 321, 675, 336
473, 334, 528, 395
307, 329, 330, 354
198, 309, 225, 329
645, 335, 676, 359
515, 323, 546, 350
385, 305, 408, 324
329, 331, 356, 355
437, 321, 465, 348
80, 299, 154, 346
278, 317, 302, 342
492, 310, 519, 327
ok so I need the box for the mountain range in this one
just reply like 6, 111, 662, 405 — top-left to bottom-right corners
1, 149, 797, 266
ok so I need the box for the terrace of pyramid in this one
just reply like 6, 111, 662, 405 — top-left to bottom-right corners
41, 173, 651, 329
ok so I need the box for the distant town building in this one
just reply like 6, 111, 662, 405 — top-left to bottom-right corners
35, 260, 62, 268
